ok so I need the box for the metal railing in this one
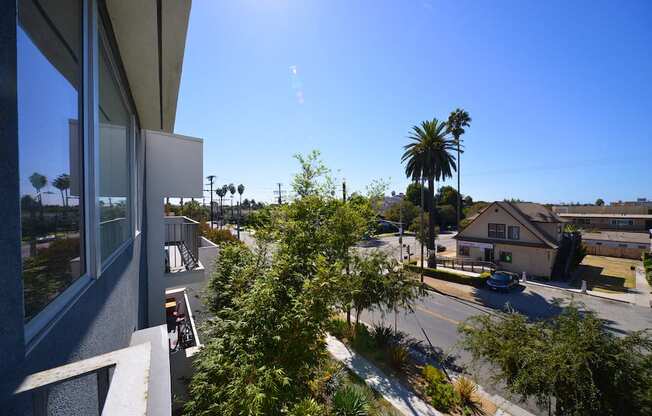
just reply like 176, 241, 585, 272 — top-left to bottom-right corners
436, 256, 496, 273
14, 342, 152, 416
165, 218, 199, 272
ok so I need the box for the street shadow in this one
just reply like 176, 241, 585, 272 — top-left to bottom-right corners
471, 284, 565, 320
409, 341, 465, 374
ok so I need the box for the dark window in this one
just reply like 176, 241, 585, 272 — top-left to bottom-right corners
618, 244, 627, 248
596, 242, 602, 246
499, 251, 512, 263
488, 223, 506, 239
18, 0, 84, 321
508, 226, 520, 240
638, 245, 647, 249
459, 246, 470, 256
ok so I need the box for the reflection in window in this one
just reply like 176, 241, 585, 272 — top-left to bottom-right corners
18, 0, 84, 321
99, 42, 131, 261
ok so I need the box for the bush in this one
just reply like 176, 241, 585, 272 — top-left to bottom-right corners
371, 324, 395, 348
328, 318, 352, 339
454, 376, 484, 416
405, 264, 488, 287
350, 324, 375, 353
332, 385, 370, 416
387, 345, 409, 371
422, 365, 458, 412
288, 398, 326, 416
202, 227, 238, 244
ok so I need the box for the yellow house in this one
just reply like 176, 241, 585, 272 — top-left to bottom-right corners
456, 202, 564, 278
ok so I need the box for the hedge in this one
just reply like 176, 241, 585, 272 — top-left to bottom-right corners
643, 252, 652, 286
405, 263, 490, 287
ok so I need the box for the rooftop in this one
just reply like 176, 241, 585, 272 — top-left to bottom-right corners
558, 213, 652, 219
582, 231, 651, 244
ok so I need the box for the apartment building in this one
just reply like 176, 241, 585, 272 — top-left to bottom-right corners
552, 205, 652, 232
1, 1, 214, 414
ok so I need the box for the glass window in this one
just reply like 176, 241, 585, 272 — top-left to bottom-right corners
508, 226, 520, 240
499, 251, 512, 263
488, 223, 506, 239
98, 39, 131, 262
17, 0, 85, 322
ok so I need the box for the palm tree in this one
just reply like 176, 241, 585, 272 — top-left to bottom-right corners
401, 119, 457, 268
228, 183, 236, 222
216, 185, 228, 228
29, 172, 48, 220
52, 174, 71, 207
237, 184, 245, 239
447, 109, 471, 230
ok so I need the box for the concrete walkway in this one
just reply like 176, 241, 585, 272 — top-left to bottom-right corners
633, 267, 652, 307
326, 335, 442, 416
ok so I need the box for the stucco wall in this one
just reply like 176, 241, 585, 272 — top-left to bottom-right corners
494, 243, 556, 277
461, 204, 541, 244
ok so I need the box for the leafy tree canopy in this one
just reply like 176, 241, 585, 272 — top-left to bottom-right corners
459, 304, 652, 416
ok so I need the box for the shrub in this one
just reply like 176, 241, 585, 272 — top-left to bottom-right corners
371, 324, 394, 348
202, 227, 237, 244
288, 398, 326, 416
332, 385, 370, 416
454, 376, 484, 416
387, 345, 409, 371
328, 318, 351, 339
350, 324, 375, 353
422, 365, 458, 412
405, 264, 487, 287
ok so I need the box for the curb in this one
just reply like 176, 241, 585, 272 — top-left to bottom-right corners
521, 280, 633, 305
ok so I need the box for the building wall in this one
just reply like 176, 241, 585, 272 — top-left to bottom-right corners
1, 4, 149, 412
459, 242, 556, 277
583, 240, 649, 259
567, 216, 648, 231
495, 243, 556, 277
461, 204, 541, 244
553, 205, 650, 215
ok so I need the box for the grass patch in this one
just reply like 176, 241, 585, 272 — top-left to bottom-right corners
575, 255, 639, 293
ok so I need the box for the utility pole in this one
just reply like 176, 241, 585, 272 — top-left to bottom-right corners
206, 175, 216, 228
420, 177, 425, 283
399, 193, 403, 263
275, 183, 283, 205
342, 179, 347, 202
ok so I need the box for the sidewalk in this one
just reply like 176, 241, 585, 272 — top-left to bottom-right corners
326, 335, 442, 416
633, 267, 652, 307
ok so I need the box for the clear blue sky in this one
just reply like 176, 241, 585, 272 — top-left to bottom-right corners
174, 0, 652, 205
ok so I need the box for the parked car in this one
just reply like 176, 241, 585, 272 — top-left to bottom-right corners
436, 244, 446, 252
486, 271, 519, 291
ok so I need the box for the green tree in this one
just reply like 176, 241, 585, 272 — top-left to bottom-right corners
458, 304, 652, 416
447, 109, 471, 230
401, 119, 457, 267
436, 185, 460, 208
216, 185, 228, 226
384, 199, 420, 229
405, 182, 425, 208
595, 198, 605, 206
381, 260, 423, 334
292, 150, 335, 198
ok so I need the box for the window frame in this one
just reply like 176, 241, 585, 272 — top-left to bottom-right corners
96, 14, 137, 273
23, 0, 140, 349
23, 0, 95, 351
488, 223, 506, 239
507, 225, 520, 240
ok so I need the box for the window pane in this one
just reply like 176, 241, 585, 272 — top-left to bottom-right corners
17, 0, 84, 321
99, 43, 131, 262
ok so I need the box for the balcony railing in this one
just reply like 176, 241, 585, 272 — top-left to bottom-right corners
15, 342, 152, 416
436, 256, 496, 273
164, 217, 199, 272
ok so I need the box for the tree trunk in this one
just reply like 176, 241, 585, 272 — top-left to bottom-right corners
457, 140, 461, 230
427, 177, 437, 268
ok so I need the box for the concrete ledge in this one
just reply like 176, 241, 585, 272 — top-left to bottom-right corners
130, 325, 171, 416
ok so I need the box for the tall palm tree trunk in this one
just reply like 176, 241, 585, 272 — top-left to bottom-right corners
456, 141, 461, 230
427, 177, 437, 268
